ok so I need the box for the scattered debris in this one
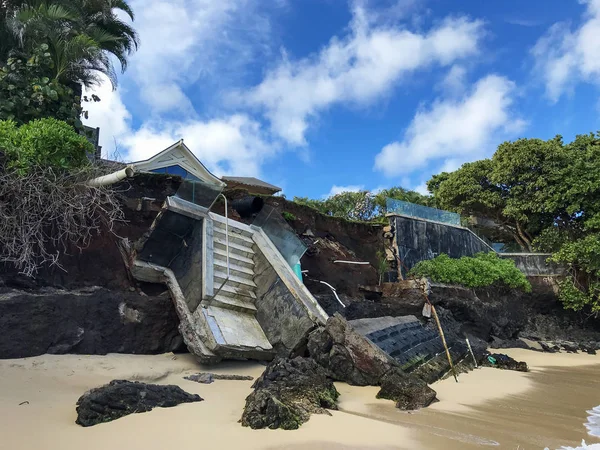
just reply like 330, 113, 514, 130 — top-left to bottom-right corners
240, 357, 339, 430
75, 380, 202, 427
185, 373, 254, 384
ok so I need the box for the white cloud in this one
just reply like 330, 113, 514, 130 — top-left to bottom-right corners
438, 64, 467, 96
240, 6, 485, 145
126, 0, 275, 113
532, 0, 600, 102
83, 76, 131, 159
84, 80, 275, 177
413, 182, 429, 195
123, 114, 275, 177
83, 1, 281, 175
374, 74, 524, 177
324, 184, 365, 198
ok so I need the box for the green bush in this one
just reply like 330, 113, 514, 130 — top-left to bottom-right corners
282, 211, 296, 221
409, 252, 531, 292
0, 118, 92, 173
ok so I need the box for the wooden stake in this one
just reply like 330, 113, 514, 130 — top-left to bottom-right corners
430, 302, 459, 383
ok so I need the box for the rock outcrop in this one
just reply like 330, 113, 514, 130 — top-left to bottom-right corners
307, 314, 437, 410
376, 369, 437, 409
0, 287, 182, 358
240, 357, 339, 430
481, 353, 529, 372
76, 380, 202, 426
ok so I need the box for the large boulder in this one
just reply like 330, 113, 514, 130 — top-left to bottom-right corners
241, 357, 339, 430
0, 287, 182, 358
377, 369, 437, 409
76, 380, 202, 426
307, 313, 397, 386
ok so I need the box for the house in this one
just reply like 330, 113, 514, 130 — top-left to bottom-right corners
131, 140, 281, 195
132, 140, 225, 188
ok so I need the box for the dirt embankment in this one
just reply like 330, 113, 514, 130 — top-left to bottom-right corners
0, 173, 181, 291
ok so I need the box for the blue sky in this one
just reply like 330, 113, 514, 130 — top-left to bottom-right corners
84, 0, 600, 199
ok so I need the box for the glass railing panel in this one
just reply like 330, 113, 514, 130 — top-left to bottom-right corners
253, 205, 307, 268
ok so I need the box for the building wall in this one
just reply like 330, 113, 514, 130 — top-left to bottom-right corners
391, 215, 491, 276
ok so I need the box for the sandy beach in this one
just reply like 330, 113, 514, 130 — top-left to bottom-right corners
1, 349, 599, 450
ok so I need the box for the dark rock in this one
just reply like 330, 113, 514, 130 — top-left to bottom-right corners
0, 287, 182, 359
489, 336, 530, 350
240, 357, 339, 430
376, 369, 437, 409
481, 353, 528, 372
307, 314, 398, 386
185, 373, 253, 384
559, 341, 579, 353
75, 380, 202, 426
307, 314, 438, 410
539, 341, 558, 353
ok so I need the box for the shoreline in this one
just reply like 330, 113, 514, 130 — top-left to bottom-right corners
0, 349, 599, 449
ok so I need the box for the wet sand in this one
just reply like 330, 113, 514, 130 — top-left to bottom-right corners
0, 349, 599, 450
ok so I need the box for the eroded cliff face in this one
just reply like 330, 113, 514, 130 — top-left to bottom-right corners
1, 175, 599, 360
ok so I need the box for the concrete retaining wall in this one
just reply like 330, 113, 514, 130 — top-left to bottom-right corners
390, 214, 491, 276
499, 253, 565, 276
137, 210, 204, 312
252, 228, 328, 356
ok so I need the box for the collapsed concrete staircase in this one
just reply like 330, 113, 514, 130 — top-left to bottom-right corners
199, 213, 274, 361
131, 196, 328, 364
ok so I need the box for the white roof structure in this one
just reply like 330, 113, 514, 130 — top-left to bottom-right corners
133, 140, 225, 187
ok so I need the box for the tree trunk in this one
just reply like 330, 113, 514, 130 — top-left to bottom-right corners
516, 222, 533, 252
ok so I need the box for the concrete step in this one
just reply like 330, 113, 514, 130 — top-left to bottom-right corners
213, 227, 254, 248
214, 247, 254, 270
203, 306, 273, 353
210, 294, 257, 314
211, 214, 254, 238
214, 237, 254, 259
217, 283, 256, 300
214, 269, 256, 289
214, 258, 254, 278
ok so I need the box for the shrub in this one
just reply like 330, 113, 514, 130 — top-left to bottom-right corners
409, 252, 531, 292
282, 211, 296, 221
0, 118, 92, 173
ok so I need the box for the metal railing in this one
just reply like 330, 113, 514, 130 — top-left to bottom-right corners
204, 193, 230, 304
173, 179, 231, 307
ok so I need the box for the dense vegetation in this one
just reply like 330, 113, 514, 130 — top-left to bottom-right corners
428, 134, 600, 315
294, 187, 431, 222
410, 253, 531, 292
0, 117, 92, 173
0, 0, 137, 275
0, 0, 138, 127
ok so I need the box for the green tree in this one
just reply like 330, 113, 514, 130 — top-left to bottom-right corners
294, 186, 430, 222
428, 133, 600, 314
0, 44, 83, 126
1, 0, 139, 88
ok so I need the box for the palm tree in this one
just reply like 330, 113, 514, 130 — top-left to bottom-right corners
1, 0, 139, 88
